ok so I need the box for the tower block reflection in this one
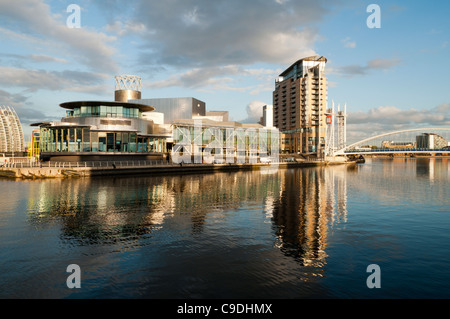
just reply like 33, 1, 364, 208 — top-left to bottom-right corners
271, 166, 348, 269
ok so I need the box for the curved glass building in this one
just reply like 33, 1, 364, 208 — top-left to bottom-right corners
0, 106, 24, 153
34, 75, 169, 162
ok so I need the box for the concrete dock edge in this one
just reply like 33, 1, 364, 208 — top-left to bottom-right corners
0, 160, 354, 180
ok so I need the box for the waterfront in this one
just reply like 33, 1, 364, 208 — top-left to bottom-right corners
0, 157, 449, 299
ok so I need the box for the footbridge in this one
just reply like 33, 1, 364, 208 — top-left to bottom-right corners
333, 128, 450, 156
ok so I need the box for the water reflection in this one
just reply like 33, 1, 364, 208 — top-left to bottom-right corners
24, 166, 353, 273
26, 172, 283, 244
271, 166, 350, 273
416, 157, 449, 181
350, 157, 449, 205
2, 158, 448, 298
22, 159, 449, 258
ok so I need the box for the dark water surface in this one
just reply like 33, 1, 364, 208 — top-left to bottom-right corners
0, 158, 449, 298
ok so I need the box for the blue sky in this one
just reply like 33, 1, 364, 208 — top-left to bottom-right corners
0, 0, 449, 143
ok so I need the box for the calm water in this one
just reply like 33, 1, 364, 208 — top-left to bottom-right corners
0, 157, 449, 299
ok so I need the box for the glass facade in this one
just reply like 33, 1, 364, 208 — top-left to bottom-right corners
40, 127, 166, 153
66, 105, 141, 118
172, 123, 280, 163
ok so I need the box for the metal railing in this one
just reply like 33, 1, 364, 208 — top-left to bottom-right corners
0, 157, 328, 169
1, 160, 173, 169
344, 148, 450, 154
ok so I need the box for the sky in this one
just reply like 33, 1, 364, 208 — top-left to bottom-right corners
0, 0, 449, 144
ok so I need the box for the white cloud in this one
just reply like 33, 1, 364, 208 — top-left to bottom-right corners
146, 65, 241, 89
0, 66, 108, 93
346, 103, 450, 143
105, 21, 147, 36
145, 65, 279, 94
0, 0, 118, 73
29, 54, 69, 64
348, 104, 449, 126
109, 0, 331, 68
242, 100, 267, 123
0, 89, 56, 125
342, 37, 356, 49
367, 58, 402, 70
182, 6, 203, 27
331, 58, 402, 77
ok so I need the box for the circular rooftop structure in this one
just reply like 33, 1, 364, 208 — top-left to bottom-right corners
59, 100, 154, 112
115, 75, 141, 91
114, 75, 142, 102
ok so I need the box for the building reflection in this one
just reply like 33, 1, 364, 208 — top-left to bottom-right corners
24, 166, 353, 277
27, 177, 177, 245
270, 166, 349, 273
26, 171, 283, 243
416, 157, 449, 181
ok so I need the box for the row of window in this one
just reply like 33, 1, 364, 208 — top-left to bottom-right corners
66, 106, 141, 118
172, 125, 279, 147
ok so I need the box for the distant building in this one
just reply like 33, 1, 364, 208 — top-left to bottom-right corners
0, 106, 24, 153
262, 105, 273, 128
381, 140, 415, 149
273, 56, 328, 155
416, 133, 448, 149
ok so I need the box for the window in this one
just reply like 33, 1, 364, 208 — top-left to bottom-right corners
107, 133, 114, 152
68, 128, 75, 152
91, 132, 98, 152
122, 132, 129, 152
100, 106, 107, 117
82, 128, 90, 152
98, 132, 106, 152
115, 133, 121, 152
80, 106, 89, 116
92, 106, 100, 116
56, 129, 62, 151
121, 107, 139, 118
130, 133, 137, 152
76, 128, 82, 152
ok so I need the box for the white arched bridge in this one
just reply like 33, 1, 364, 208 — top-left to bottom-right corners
333, 128, 450, 156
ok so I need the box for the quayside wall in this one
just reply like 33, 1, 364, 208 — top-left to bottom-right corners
0, 160, 352, 179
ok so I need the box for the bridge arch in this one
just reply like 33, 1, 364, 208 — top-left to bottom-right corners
334, 127, 450, 155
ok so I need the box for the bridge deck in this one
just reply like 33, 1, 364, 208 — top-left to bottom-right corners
343, 148, 450, 155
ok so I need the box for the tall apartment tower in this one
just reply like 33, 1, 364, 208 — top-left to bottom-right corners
273, 56, 328, 155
